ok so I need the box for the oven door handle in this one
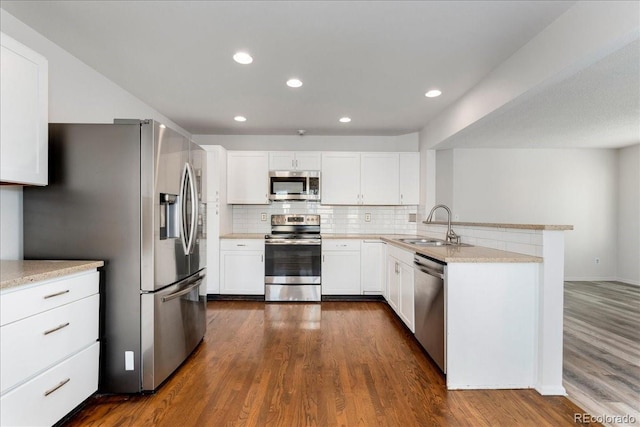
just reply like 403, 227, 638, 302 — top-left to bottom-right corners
265, 239, 322, 245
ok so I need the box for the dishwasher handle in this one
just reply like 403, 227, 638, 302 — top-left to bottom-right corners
414, 263, 444, 279
414, 254, 445, 279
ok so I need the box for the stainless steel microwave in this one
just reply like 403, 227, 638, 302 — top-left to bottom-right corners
269, 171, 320, 201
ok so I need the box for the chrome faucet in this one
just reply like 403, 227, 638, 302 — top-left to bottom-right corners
425, 204, 460, 244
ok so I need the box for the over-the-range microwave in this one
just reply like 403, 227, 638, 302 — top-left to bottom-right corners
269, 171, 320, 201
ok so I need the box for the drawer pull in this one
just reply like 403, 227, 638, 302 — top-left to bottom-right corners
44, 378, 70, 397
43, 289, 70, 299
43, 322, 70, 335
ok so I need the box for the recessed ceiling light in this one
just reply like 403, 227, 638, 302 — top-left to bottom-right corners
234, 116, 247, 122
339, 117, 351, 123
286, 78, 303, 88
425, 89, 442, 98
233, 52, 253, 65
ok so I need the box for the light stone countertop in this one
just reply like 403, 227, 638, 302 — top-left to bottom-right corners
379, 237, 542, 263
220, 233, 542, 263
0, 260, 104, 291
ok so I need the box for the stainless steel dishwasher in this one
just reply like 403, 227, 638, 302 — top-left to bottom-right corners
414, 253, 446, 373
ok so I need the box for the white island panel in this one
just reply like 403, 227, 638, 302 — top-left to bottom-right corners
446, 262, 538, 389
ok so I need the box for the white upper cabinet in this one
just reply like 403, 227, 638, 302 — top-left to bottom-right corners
226, 151, 269, 204
0, 33, 48, 186
269, 151, 321, 171
399, 152, 419, 205
360, 153, 399, 205
321, 152, 361, 205
322, 152, 407, 205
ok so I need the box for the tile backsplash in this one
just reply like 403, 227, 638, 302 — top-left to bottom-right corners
233, 203, 418, 235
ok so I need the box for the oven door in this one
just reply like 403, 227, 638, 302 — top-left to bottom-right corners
264, 239, 321, 284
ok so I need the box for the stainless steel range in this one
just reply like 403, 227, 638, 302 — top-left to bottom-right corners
265, 214, 321, 302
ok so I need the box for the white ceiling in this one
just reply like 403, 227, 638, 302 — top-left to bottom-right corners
436, 38, 640, 149
1, 1, 579, 136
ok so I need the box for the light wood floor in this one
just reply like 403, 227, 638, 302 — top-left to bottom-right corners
564, 281, 640, 426
64, 301, 595, 426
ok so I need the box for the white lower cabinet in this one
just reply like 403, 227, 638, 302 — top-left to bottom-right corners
387, 245, 415, 332
322, 240, 361, 295
398, 261, 414, 331
1, 343, 99, 427
220, 239, 265, 295
361, 240, 386, 295
387, 256, 400, 312
1, 294, 99, 392
0, 269, 100, 427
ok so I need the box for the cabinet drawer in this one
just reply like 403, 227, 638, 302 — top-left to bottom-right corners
1, 271, 99, 326
322, 240, 360, 251
1, 294, 99, 393
220, 239, 264, 251
388, 244, 414, 265
0, 342, 99, 427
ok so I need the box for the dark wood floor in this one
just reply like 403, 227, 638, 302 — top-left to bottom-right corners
65, 301, 596, 426
564, 281, 640, 425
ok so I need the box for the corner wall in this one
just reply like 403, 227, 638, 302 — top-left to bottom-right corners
433, 148, 619, 280
617, 144, 640, 285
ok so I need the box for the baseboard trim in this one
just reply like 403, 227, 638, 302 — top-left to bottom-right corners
535, 385, 567, 396
565, 276, 617, 282
564, 277, 640, 286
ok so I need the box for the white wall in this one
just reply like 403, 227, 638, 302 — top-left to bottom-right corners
617, 144, 640, 285
193, 133, 419, 152
0, 9, 191, 259
0, 187, 22, 259
434, 148, 619, 280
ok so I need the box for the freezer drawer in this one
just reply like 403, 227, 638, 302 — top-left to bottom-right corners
140, 270, 206, 391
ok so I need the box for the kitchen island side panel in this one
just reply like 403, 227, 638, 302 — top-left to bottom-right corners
445, 262, 538, 389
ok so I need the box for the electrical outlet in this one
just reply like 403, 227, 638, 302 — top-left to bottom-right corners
261, 213, 267, 221
595, 257, 600, 264
365, 213, 371, 222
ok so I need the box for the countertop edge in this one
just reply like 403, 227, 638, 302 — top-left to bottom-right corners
422, 221, 573, 231
380, 238, 543, 264
1, 260, 104, 291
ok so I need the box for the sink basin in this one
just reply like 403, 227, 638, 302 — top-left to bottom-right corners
398, 238, 448, 246
397, 237, 472, 247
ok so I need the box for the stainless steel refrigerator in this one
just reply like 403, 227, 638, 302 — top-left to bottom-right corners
23, 120, 207, 393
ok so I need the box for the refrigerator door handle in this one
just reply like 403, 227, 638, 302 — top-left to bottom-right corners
179, 163, 189, 254
186, 163, 198, 254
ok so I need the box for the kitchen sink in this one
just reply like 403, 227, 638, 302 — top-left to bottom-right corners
397, 237, 471, 247
398, 238, 448, 246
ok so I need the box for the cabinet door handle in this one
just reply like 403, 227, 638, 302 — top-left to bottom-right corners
43, 290, 70, 299
44, 378, 70, 397
261, 255, 264, 262
43, 322, 70, 335
322, 255, 325, 262
237, 244, 247, 247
